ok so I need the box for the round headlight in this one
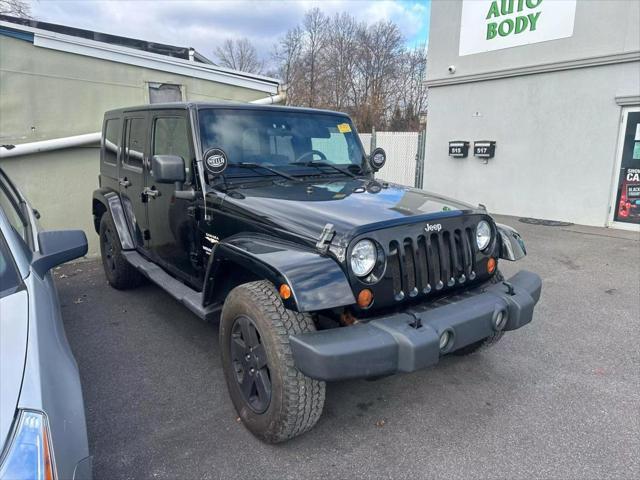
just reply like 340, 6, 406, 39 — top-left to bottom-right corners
476, 220, 492, 251
350, 239, 377, 277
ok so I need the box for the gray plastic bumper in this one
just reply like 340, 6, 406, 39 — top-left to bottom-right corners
290, 270, 542, 381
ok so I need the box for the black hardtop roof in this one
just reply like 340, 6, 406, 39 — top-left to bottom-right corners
104, 101, 351, 118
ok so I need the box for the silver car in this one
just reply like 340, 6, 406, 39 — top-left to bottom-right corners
0, 168, 91, 479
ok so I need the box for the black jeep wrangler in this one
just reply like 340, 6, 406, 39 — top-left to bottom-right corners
92, 102, 541, 443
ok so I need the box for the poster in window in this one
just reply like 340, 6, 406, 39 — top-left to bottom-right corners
613, 112, 640, 224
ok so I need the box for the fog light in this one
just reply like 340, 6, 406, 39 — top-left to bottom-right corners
439, 331, 451, 351
494, 310, 507, 330
357, 289, 373, 308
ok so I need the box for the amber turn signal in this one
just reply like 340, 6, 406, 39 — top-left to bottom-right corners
487, 257, 496, 274
279, 284, 292, 300
357, 289, 373, 308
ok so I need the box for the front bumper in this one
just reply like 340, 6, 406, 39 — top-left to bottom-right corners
290, 270, 542, 381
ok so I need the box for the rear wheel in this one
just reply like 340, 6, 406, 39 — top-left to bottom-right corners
220, 280, 325, 443
99, 213, 143, 290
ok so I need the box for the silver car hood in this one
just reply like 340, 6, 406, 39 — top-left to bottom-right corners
0, 290, 28, 448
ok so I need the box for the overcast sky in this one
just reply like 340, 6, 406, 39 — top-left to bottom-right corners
30, 0, 430, 63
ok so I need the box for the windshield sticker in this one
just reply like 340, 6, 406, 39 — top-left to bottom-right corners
337, 123, 352, 133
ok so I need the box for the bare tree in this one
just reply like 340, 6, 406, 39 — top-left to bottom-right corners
0, 0, 31, 17
270, 9, 428, 132
301, 8, 328, 107
272, 26, 304, 104
214, 38, 264, 74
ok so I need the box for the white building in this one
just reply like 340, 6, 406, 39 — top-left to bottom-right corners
424, 0, 640, 230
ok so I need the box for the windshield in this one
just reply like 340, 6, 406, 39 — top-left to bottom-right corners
198, 109, 366, 176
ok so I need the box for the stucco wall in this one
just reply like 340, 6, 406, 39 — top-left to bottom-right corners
1, 147, 102, 254
424, 62, 640, 226
424, 0, 640, 227
427, 0, 640, 83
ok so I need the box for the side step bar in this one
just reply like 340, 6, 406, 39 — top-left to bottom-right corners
122, 251, 220, 321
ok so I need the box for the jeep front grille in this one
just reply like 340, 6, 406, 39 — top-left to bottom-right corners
386, 227, 476, 300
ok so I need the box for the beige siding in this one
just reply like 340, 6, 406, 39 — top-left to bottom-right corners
0, 35, 271, 144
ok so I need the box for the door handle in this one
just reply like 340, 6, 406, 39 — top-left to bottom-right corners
143, 186, 160, 199
118, 177, 131, 187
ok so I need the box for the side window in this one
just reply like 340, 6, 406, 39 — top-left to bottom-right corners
123, 118, 146, 170
0, 234, 22, 298
153, 116, 191, 178
0, 182, 28, 244
102, 119, 120, 166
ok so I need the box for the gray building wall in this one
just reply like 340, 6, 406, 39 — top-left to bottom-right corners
425, 0, 640, 227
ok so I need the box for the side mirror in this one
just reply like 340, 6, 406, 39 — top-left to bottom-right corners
369, 147, 386, 172
151, 155, 186, 184
31, 230, 88, 277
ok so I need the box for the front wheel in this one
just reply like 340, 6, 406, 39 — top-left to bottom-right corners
220, 280, 325, 443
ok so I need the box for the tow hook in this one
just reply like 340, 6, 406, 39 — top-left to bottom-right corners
408, 313, 422, 329
503, 281, 516, 296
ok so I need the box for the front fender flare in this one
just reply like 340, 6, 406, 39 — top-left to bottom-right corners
496, 223, 526, 261
92, 188, 135, 250
204, 235, 356, 312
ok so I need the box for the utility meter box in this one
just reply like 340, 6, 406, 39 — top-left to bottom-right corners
449, 141, 469, 158
474, 141, 496, 160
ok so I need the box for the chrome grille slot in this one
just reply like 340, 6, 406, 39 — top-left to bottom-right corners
403, 238, 417, 297
388, 241, 403, 299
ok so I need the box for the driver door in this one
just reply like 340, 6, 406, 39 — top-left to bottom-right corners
146, 111, 201, 284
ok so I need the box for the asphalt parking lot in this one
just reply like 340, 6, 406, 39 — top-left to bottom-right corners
55, 216, 639, 480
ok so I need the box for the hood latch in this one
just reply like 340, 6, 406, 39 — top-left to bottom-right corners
315, 223, 335, 253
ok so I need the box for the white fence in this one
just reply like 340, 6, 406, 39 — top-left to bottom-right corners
359, 131, 420, 187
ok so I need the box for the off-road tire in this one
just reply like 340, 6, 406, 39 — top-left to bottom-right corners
453, 269, 505, 356
99, 213, 143, 290
220, 280, 325, 443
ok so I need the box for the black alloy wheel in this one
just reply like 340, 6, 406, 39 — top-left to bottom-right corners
230, 315, 272, 413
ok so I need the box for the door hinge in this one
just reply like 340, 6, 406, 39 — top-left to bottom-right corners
143, 229, 151, 241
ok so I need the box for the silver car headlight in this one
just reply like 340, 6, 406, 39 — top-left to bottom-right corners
350, 239, 377, 277
476, 220, 492, 251
0, 410, 56, 480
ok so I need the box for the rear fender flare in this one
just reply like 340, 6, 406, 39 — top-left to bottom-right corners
203, 235, 356, 312
92, 189, 135, 250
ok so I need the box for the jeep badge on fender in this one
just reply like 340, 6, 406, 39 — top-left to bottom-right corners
92, 102, 541, 444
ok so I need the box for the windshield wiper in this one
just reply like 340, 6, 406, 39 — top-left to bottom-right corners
290, 160, 358, 178
231, 162, 300, 182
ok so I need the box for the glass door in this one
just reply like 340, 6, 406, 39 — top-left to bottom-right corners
609, 108, 640, 230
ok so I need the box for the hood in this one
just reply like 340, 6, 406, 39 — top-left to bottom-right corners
0, 290, 28, 449
218, 177, 480, 243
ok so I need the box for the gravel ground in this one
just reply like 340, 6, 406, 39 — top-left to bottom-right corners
55, 216, 640, 480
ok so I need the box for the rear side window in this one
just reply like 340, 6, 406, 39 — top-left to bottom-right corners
0, 234, 21, 298
103, 119, 120, 165
153, 117, 191, 177
123, 118, 146, 170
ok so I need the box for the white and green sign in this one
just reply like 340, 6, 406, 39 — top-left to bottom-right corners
459, 0, 577, 56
